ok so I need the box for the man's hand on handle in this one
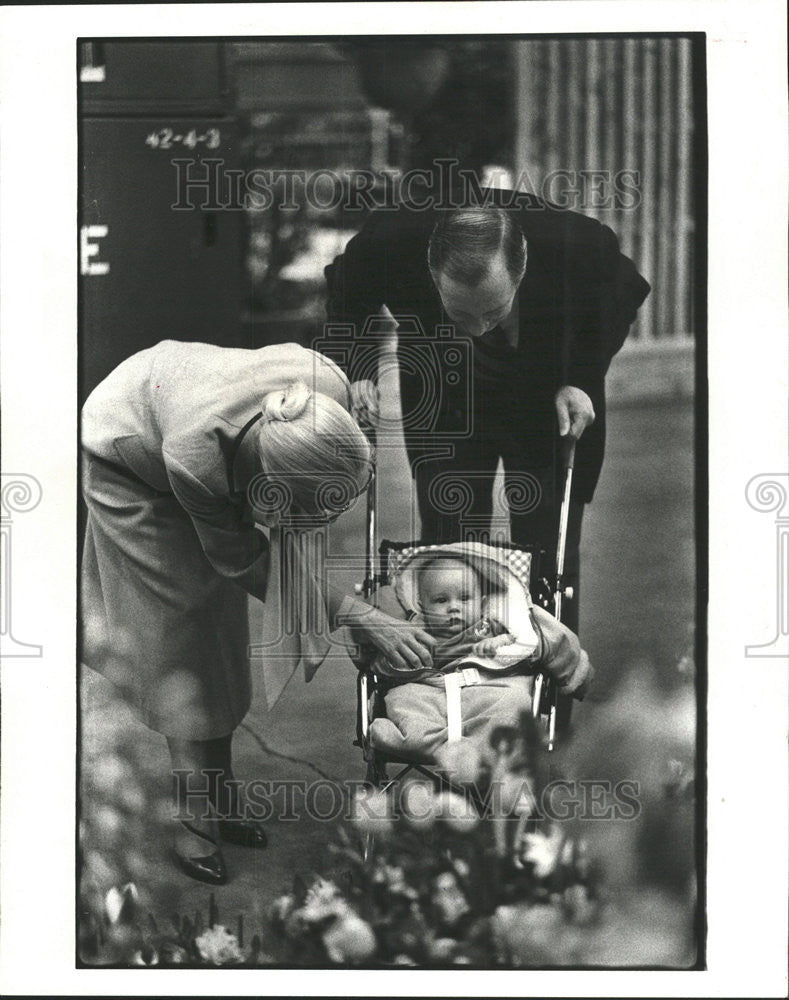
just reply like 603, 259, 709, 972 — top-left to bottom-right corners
554, 385, 595, 439
349, 303, 398, 434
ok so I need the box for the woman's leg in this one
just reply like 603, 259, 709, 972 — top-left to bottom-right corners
167, 733, 233, 815
165, 734, 229, 885
167, 731, 268, 849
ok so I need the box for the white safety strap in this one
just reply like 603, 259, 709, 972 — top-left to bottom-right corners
443, 668, 481, 743
460, 666, 481, 686
444, 673, 462, 743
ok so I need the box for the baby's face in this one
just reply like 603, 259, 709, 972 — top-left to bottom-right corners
418, 561, 483, 634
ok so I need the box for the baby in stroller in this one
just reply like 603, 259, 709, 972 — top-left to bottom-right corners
368, 544, 593, 767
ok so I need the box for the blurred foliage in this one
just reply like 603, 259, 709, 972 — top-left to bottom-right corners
80, 602, 698, 967
264, 659, 698, 968
79, 878, 270, 967
79, 611, 269, 966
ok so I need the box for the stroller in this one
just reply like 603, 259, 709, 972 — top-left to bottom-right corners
352, 437, 580, 803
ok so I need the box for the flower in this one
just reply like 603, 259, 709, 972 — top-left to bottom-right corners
269, 893, 296, 926
519, 825, 565, 878
452, 858, 471, 879
104, 883, 139, 925
350, 788, 393, 837
428, 936, 457, 961
300, 877, 346, 919
194, 924, 245, 965
294, 877, 356, 942
430, 871, 470, 928
435, 741, 483, 786
322, 912, 377, 964
435, 791, 479, 833
158, 940, 191, 964
131, 944, 159, 966
400, 781, 437, 830
304, 877, 341, 906
392, 953, 417, 965
372, 863, 417, 899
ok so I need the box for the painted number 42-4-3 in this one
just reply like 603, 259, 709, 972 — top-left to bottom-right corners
145, 128, 221, 150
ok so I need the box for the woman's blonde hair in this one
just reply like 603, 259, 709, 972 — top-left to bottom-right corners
254, 380, 372, 517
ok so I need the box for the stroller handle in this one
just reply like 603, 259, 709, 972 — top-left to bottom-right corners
533, 432, 578, 748
555, 435, 577, 584
362, 430, 378, 604
562, 433, 577, 471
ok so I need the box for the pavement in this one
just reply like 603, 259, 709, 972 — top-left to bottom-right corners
79, 365, 695, 945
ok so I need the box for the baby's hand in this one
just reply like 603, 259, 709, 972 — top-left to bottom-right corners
472, 633, 517, 658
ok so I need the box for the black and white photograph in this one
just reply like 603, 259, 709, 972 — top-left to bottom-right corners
0, 2, 787, 996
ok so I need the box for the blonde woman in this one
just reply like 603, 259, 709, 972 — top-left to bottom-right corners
81, 339, 435, 884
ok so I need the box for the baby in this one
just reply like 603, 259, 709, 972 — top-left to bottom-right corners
408, 556, 525, 670
375, 555, 593, 763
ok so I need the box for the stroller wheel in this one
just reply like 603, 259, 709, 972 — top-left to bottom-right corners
359, 755, 392, 862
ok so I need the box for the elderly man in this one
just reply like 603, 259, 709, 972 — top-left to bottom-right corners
324, 190, 650, 641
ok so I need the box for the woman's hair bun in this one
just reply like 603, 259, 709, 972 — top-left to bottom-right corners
260, 380, 312, 423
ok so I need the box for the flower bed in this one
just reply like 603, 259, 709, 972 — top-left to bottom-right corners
79, 657, 697, 968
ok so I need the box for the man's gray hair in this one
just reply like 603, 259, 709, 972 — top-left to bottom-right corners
427, 206, 527, 286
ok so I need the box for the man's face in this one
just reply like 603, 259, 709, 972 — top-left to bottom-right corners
418, 560, 483, 634
432, 250, 521, 338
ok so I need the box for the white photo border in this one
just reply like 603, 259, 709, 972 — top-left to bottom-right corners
0, 2, 786, 997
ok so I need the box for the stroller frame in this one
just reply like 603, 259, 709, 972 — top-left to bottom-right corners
353, 436, 579, 798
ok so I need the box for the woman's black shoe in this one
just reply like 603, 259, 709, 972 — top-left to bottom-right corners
218, 817, 268, 849
172, 818, 228, 885
171, 847, 228, 885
